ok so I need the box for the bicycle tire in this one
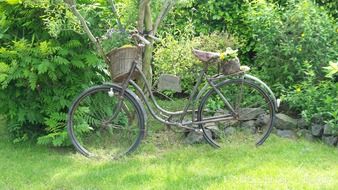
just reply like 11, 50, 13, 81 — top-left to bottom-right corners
67, 84, 146, 159
197, 79, 275, 147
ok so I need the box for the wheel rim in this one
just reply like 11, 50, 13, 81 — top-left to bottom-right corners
68, 86, 144, 159
198, 80, 274, 147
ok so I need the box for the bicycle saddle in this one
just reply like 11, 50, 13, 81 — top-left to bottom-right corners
192, 49, 220, 62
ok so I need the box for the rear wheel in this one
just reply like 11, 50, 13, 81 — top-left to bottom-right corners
67, 84, 145, 159
197, 79, 275, 147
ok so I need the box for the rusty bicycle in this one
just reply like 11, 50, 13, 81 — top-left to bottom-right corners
67, 31, 278, 159
65, 1, 278, 159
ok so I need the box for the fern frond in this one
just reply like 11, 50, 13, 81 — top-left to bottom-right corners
53, 56, 70, 65
65, 39, 81, 49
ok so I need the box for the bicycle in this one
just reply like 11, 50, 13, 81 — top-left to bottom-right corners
67, 29, 278, 159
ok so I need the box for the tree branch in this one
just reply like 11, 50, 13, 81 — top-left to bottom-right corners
144, 1, 153, 33
64, 0, 110, 64
137, 0, 151, 32
153, 0, 175, 34
107, 0, 125, 31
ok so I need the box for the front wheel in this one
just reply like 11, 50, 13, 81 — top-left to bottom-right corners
197, 79, 275, 147
67, 84, 146, 159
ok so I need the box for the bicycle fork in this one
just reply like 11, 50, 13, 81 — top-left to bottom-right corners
106, 60, 139, 123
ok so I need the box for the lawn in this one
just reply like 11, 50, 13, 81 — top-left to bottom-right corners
0, 101, 337, 190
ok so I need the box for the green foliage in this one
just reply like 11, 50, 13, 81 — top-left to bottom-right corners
323, 61, 338, 79
275, 0, 338, 18
163, 0, 337, 64
315, 0, 338, 18
246, 0, 337, 93
0, 2, 106, 146
153, 30, 239, 94
161, 0, 337, 131
1, 0, 336, 146
251, 1, 337, 128
219, 47, 238, 62
163, 0, 247, 35
284, 62, 337, 130
284, 80, 337, 129
161, 0, 256, 60
72, 0, 141, 51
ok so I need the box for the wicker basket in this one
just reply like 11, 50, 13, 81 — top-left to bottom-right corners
106, 46, 142, 82
221, 57, 241, 75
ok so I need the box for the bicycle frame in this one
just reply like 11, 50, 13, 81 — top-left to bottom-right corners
113, 60, 243, 130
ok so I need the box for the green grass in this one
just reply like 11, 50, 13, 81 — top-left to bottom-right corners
0, 100, 338, 190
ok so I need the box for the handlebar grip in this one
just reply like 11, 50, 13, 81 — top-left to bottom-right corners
133, 34, 151, 45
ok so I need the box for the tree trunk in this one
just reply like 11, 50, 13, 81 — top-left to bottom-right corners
143, 2, 153, 88
137, 0, 174, 94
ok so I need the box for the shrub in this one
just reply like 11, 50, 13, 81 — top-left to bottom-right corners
159, 0, 249, 54
153, 30, 240, 94
163, 0, 336, 37
284, 80, 337, 130
161, 0, 336, 72
246, 0, 337, 93
0, 2, 106, 146
283, 59, 337, 131
163, 0, 247, 35
275, 0, 338, 18
315, 0, 338, 18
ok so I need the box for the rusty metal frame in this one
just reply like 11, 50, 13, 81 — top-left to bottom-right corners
112, 61, 240, 131
109, 57, 278, 131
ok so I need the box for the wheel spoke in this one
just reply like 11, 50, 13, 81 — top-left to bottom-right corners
68, 85, 145, 159
198, 79, 274, 147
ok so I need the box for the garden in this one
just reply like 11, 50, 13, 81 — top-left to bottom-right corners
0, 0, 337, 189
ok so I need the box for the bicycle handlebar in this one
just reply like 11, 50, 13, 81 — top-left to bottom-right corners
132, 33, 151, 45
147, 34, 161, 42
103, 29, 157, 45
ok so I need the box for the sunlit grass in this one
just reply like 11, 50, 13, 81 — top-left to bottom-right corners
0, 101, 337, 189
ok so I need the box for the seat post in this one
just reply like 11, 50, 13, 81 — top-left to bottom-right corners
203, 61, 210, 73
